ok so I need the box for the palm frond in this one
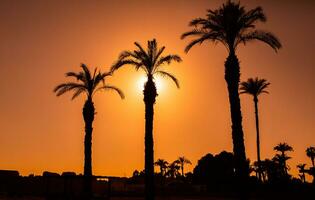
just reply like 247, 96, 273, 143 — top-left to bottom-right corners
80, 63, 92, 82
134, 42, 149, 60
183, 32, 223, 53
96, 85, 125, 99
153, 46, 165, 66
189, 17, 209, 27
181, 29, 208, 40
238, 30, 282, 52
111, 59, 142, 71
242, 6, 266, 28
71, 88, 86, 100
155, 70, 180, 88
155, 55, 182, 68
54, 82, 86, 97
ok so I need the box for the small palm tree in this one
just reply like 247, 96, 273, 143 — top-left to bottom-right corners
54, 64, 124, 196
274, 143, 293, 175
154, 159, 169, 176
111, 39, 181, 200
166, 161, 181, 179
306, 146, 315, 168
240, 77, 270, 181
297, 164, 307, 183
181, 0, 281, 181
176, 156, 192, 177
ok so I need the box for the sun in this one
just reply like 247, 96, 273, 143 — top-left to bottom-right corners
137, 74, 163, 92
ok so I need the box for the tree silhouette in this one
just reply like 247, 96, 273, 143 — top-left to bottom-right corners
54, 64, 124, 196
181, 0, 281, 182
251, 161, 260, 181
166, 161, 181, 179
176, 156, 192, 177
111, 39, 181, 200
240, 77, 270, 182
297, 164, 307, 183
274, 143, 293, 176
154, 159, 169, 176
260, 158, 282, 183
193, 151, 236, 189
306, 146, 315, 168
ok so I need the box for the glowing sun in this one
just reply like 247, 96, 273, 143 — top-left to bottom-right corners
137, 74, 164, 92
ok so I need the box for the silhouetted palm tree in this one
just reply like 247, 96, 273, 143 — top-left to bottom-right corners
251, 161, 260, 180
306, 146, 315, 168
297, 164, 307, 183
176, 156, 192, 177
54, 64, 124, 196
154, 159, 169, 176
111, 39, 181, 200
240, 77, 270, 181
274, 143, 293, 175
166, 161, 181, 179
181, 0, 281, 181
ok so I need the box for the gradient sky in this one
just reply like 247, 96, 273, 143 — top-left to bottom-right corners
0, 0, 314, 180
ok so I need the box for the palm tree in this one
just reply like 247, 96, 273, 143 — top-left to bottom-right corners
154, 159, 169, 176
240, 77, 270, 181
176, 156, 192, 177
54, 64, 124, 196
181, 0, 281, 181
274, 143, 293, 175
297, 164, 307, 183
306, 146, 315, 168
111, 39, 181, 200
166, 161, 181, 179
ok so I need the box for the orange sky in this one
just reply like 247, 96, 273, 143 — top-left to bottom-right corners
0, 0, 314, 180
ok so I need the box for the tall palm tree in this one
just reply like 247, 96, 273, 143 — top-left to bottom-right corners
240, 77, 270, 181
306, 146, 315, 168
111, 39, 181, 200
297, 163, 307, 183
54, 64, 124, 196
154, 159, 169, 176
181, 0, 281, 181
176, 156, 192, 177
274, 142, 293, 175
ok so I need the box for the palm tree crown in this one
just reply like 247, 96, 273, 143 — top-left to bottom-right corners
54, 64, 124, 100
177, 156, 192, 176
154, 159, 169, 176
240, 77, 270, 100
273, 143, 293, 176
181, 0, 281, 53
111, 39, 181, 88
274, 143, 293, 155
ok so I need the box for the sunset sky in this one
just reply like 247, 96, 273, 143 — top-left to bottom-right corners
0, 0, 314, 180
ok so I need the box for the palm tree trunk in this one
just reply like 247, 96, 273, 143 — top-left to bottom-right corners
281, 151, 287, 176
181, 165, 184, 177
254, 97, 262, 182
302, 172, 305, 183
83, 98, 95, 198
224, 51, 248, 181
143, 75, 157, 200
